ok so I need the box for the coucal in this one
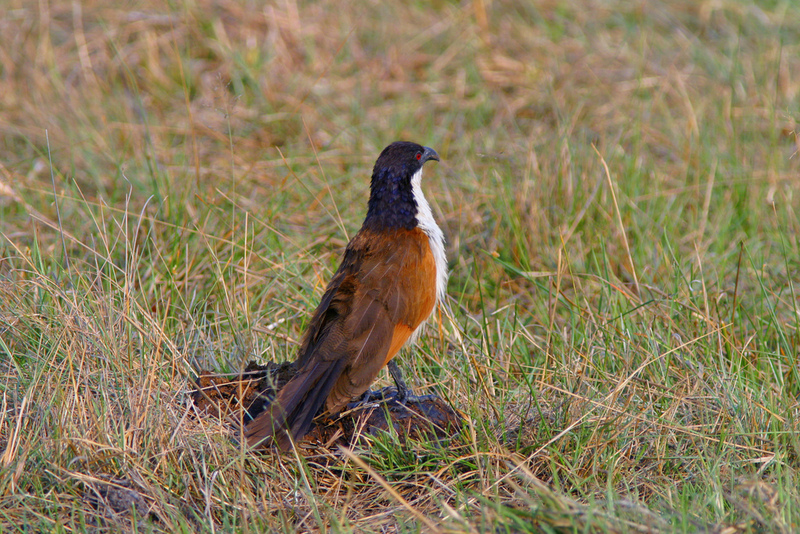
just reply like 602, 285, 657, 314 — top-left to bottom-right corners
245, 141, 447, 450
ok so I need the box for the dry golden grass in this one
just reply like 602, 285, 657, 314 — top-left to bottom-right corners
1, 0, 800, 532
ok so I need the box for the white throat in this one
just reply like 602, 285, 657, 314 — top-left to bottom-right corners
411, 168, 448, 306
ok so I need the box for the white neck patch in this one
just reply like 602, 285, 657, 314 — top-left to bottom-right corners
410, 168, 448, 306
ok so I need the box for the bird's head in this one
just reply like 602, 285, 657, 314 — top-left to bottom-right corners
372, 141, 439, 177
366, 141, 440, 230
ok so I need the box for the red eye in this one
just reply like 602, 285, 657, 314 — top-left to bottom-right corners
416, 152, 422, 160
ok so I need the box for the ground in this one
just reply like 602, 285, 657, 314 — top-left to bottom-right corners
0, 0, 799, 532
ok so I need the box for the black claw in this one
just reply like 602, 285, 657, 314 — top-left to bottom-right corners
345, 362, 437, 412
347, 388, 382, 409
400, 392, 439, 404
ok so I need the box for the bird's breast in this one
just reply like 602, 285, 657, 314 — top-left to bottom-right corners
391, 226, 442, 343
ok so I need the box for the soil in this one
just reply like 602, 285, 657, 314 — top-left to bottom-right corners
190, 361, 463, 450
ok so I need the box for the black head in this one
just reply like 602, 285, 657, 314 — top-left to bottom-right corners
365, 142, 440, 230
373, 141, 439, 176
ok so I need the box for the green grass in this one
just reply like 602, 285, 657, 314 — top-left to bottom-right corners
1, 0, 800, 531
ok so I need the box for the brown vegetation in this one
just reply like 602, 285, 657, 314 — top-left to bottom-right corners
1, 0, 799, 531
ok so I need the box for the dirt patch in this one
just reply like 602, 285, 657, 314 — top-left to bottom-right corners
191, 362, 462, 450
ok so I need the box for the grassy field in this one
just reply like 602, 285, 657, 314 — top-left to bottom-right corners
1, 0, 799, 531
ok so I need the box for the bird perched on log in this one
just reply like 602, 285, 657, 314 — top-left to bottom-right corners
245, 141, 447, 451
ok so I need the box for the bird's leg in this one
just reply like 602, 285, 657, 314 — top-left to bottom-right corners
387, 360, 437, 404
350, 361, 414, 406
387, 360, 410, 402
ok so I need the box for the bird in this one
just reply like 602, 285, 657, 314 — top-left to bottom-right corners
245, 141, 447, 451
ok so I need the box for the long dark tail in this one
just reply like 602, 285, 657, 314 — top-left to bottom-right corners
244, 358, 345, 451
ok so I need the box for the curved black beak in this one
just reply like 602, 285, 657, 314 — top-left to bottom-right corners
422, 146, 440, 163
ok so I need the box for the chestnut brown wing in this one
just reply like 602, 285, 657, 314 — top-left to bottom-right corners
325, 227, 438, 413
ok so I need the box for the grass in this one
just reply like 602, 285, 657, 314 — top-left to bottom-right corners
1, 0, 799, 531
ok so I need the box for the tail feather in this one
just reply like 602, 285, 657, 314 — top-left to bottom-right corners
244, 358, 345, 451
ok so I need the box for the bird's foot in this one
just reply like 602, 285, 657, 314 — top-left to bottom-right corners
345, 388, 392, 410
383, 359, 439, 405
385, 387, 438, 406
345, 387, 437, 412
344, 359, 437, 412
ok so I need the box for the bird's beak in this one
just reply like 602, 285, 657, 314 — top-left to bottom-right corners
422, 146, 440, 163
